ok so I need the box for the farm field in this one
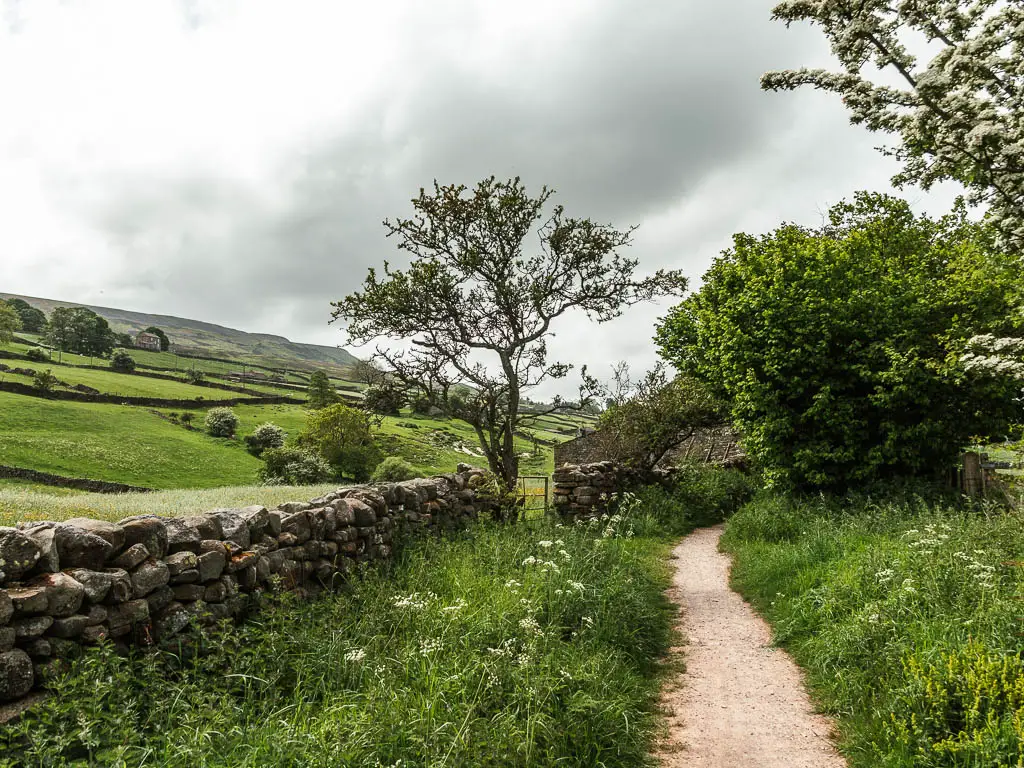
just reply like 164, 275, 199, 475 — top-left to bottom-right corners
0, 392, 262, 489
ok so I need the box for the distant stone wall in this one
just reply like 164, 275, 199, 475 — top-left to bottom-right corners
552, 461, 674, 521
0, 465, 152, 494
0, 380, 303, 409
0, 467, 492, 705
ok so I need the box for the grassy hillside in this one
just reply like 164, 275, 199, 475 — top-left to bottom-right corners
1, 292, 359, 374
0, 392, 263, 489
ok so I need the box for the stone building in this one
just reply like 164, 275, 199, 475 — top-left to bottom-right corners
134, 332, 162, 351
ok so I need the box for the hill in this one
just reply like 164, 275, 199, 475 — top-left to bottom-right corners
0, 292, 359, 374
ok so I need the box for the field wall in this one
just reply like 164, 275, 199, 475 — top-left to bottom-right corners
552, 461, 674, 520
0, 466, 493, 705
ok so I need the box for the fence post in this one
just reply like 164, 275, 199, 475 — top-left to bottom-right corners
962, 451, 983, 496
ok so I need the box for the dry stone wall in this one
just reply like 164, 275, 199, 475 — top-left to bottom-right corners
0, 466, 492, 705
552, 461, 674, 521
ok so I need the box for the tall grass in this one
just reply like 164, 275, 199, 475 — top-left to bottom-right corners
1, 512, 676, 767
721, 490, 1024, 767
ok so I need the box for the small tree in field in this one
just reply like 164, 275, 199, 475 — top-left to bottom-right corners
244, 422, 286, 456
762, 1, 1024, 253
332, 177, 686, 496
32, 368, 59, 393
205, 407, 239, 438
307, 370, 339, 409
299, 403, 381, 481
0, 301, 22, 345
109, 348, 136, 372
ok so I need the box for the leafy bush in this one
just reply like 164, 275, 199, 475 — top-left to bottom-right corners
370, 456, 420, 483
109, 348, 136, 372
24, 348, 48, 362
244, 422, 286, 457
258, 446, 334, 485
31, 368, 59, 392
656, 194, 1024, 490
179, 412, 194, 427
630, 465, 757, 536
204, 407, 239, 438
299, 403, 381, 481
362, 384, 406, 415
721, 491, 1024, 766
185, 369, 205, 384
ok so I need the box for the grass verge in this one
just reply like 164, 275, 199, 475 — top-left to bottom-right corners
721, 490, 1024, 767
1, 514, 675, 767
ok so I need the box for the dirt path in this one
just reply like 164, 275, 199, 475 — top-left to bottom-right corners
655, 525, 847, 768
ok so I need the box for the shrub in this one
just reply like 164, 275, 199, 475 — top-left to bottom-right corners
185, 369, 205, 384
204, 407, 239, 438
363, 384, 406, 415
109, 348, 136, 372
371, 457, 420, 483
299, 403, 381, 481
31, 368, 59, 392
24, 348, 48, 362
258, 446, 334, 485
656, 194, 1024, 490
179, 412, 194, 427
244, 423, 286, 457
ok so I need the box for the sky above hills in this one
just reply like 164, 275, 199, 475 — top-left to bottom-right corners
0, 0, 961, 396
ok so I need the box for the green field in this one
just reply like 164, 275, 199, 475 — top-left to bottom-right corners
1, 358, 235, 399
0, 392, 262, 489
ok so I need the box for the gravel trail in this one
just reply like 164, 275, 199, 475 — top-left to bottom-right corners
655, 525, 847, 768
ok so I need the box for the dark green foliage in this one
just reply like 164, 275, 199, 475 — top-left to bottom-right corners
144, 326, 170, 351
24, 348, 48, 362
115, 332, 134, 348
44, 306, 116, 356
656, 194, 1024, 490
362, 383, 405, 415
306, 370, 338, 410
184, 368, 205, 385
244, 422, 286, 457
109, 348, 136, 372
258, 445, 334, 484
204, 407, 239, 438
31, 368, 59, 392
370, 456, 420, 483
630, 466, 757, 536
5, 298, 46, 333
722, 490, 1024, 767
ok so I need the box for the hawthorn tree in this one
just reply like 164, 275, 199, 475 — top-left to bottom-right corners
332, 177, 686, 493
306, 370, 339, 409
762, 0, 1024, 253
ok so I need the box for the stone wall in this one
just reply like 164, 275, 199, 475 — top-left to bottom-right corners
552, 461, 673, 521
0, 466, 492, 705
553, 426, 743, 469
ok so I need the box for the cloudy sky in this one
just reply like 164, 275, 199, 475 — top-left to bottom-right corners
0, 0, 961, 396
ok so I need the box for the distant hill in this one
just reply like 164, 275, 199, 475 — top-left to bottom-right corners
1, 292, 359, 374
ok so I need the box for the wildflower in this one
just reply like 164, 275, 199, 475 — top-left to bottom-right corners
419, 638, 443, 655
568, 580, 585, 593
581, 615, 594, 628
519, 616, 543, 636
538, 540, 553, 549
344, 648, 367, 663
504, 579, 522, 588
875, 569, 895, 584
392, 592, 432, 610
522, 556, 538, 566
443, 598, 467, 613
558, 549, 572, 561
555, 539, 565, 546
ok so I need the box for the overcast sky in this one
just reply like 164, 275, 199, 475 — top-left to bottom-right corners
0, 0, 962, 396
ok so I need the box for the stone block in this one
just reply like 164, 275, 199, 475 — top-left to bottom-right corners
32, 572, 85, 617
165, 551, 198, 576
131, 560, 170, 598
0, 527, 40, 581
145, 585, 175, 614
0, 650, 33, 702
111, 543, 150, 570
171, 584, 205, 602
63, 518, 126, 553
53, 523, 113, 570
196, 549, 226, 581
164, 519, 202, 555
12, 615, 52, 639
107, 600, 149, 629
48, 615, 89, 639
210, 510, 251, 549
119, 517, 168, 560
279, 511, 311, 544
8, 586, 48, 616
